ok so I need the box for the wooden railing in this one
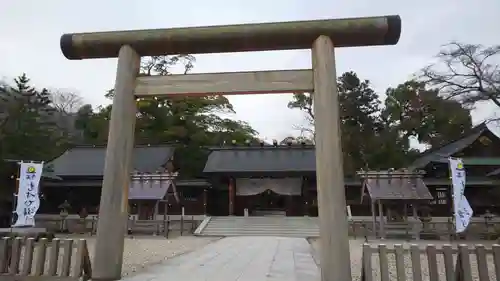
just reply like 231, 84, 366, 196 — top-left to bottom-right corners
127, 216, 200, 237
0, 237, 92, 280
349, 220, 500, 241
362, 243, 500, 281
33, 215, 203, 237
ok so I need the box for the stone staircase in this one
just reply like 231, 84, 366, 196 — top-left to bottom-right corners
251, 210, 286, 216
194, 216, 320, 237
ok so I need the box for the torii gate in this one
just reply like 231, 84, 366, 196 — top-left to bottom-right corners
60, 15, 401, 281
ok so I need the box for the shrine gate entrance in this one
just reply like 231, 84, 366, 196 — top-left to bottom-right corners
60, 15, 402, 281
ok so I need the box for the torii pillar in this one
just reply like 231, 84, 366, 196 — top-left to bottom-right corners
60, 15, 401, 281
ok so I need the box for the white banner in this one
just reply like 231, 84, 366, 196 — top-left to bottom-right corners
449, 158, 473, 233
13, 162, 43, 227
346, 205, 352, 221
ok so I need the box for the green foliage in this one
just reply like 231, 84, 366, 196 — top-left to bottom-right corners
383, 80, 472, 148
287, 72, 473, 174
74, 55, 259, 178
0, 74, 72, 194
0, 74, 69, 163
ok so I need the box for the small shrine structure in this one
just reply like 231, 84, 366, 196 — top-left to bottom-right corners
358, 169, 433, 239
129, 167, 179, 220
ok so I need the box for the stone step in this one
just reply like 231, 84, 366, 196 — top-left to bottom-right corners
204, 231, 318, 235
202, 233, 319, 238
196, 216, 319, 237
203, 230, 319, 235
203, 227, 319, 231
207, 223, 316, 226
210, 217, 317, 220
204, 226, 318, 230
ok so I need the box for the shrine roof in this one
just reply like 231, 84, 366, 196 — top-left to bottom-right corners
360, 171, 433, 201
429, 157, 500, 166
488, 168, 500, 178
203, 145, 315, 173
409, 123, 499, 169
48, 144, 175, 177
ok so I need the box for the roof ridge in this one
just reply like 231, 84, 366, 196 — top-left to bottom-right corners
70, 143, 176, 149
208, 145, 315, 151
414, 122, 491, 157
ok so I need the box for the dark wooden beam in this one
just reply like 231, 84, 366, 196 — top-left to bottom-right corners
60, 15, 401, 60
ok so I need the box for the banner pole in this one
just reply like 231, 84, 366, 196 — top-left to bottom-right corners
11, 161, 22, 229
448, 156, 459, 235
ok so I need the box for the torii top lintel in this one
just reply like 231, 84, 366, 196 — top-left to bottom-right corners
60, 15, 401, 60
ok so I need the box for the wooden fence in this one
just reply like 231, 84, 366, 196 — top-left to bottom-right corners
362, 244, 500, 281
0, 237, 92, 280
349, 220, 500, 241
34, 215, 202, 237
126, 216, 200, 237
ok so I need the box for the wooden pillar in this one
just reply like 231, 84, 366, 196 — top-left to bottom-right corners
412, 204, 420, 240
154, 201, 159, 220
371, 201, 377, 238
286, 195, 293, 216
92, 45, 140, 281
378, 200, 385, 239
203, 188, 208, 215
137, 202, 142, 220
228, 177, 235, 215
312, 35, 351, 281
302, 177, 309, 216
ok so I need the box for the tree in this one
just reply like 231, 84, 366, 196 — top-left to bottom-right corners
337, 72, 385, 171
0, 74, 70, 185
287, 72, 473, 172
50, 91, 84, 114
288, 72, 395, 173
383, 80, 473, 148
79, 55, 259, 177
74, 104, 110, 144
287, 92, 315, 140
422, 42, 500, 109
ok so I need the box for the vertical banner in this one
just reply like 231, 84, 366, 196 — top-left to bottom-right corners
346, 205, 352, 221
448, 157, 473, 233
12, 162, 44, 227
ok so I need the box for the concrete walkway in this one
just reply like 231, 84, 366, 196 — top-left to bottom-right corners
122, 236, 320, 281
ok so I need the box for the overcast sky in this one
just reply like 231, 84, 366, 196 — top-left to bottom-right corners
1, 0, 499, 142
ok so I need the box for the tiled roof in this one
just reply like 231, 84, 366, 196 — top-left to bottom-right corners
48, 145, 175, 177
409, 123, 497, 169
363, 176, 433, 200
203, 146, 315, 173
487, 168, 500, 177
429, 157, 500, 165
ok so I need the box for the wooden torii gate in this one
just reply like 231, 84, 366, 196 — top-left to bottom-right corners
60, 15, 402, 281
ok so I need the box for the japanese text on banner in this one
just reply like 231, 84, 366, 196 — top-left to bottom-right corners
13, 162, 43, 227
448, 157, 473, 233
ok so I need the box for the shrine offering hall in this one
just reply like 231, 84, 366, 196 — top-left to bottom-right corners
41, 123, 500, 218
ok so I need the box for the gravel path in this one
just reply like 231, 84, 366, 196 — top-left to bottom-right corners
310, 239, 498, 281
86, 235, 219, 277
15, 234, 219, 278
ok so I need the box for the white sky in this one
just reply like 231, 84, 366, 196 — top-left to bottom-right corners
1, 0, 499, 141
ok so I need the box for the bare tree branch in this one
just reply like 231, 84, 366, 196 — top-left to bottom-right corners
50, 90, 84, 114
421, 42, 500, 109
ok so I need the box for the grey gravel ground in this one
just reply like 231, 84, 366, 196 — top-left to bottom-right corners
86, 234, 219, 277
16, 234, 219, 278
309, 239, 498, 281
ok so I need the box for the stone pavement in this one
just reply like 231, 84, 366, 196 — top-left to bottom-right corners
122, 236, 320, 281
